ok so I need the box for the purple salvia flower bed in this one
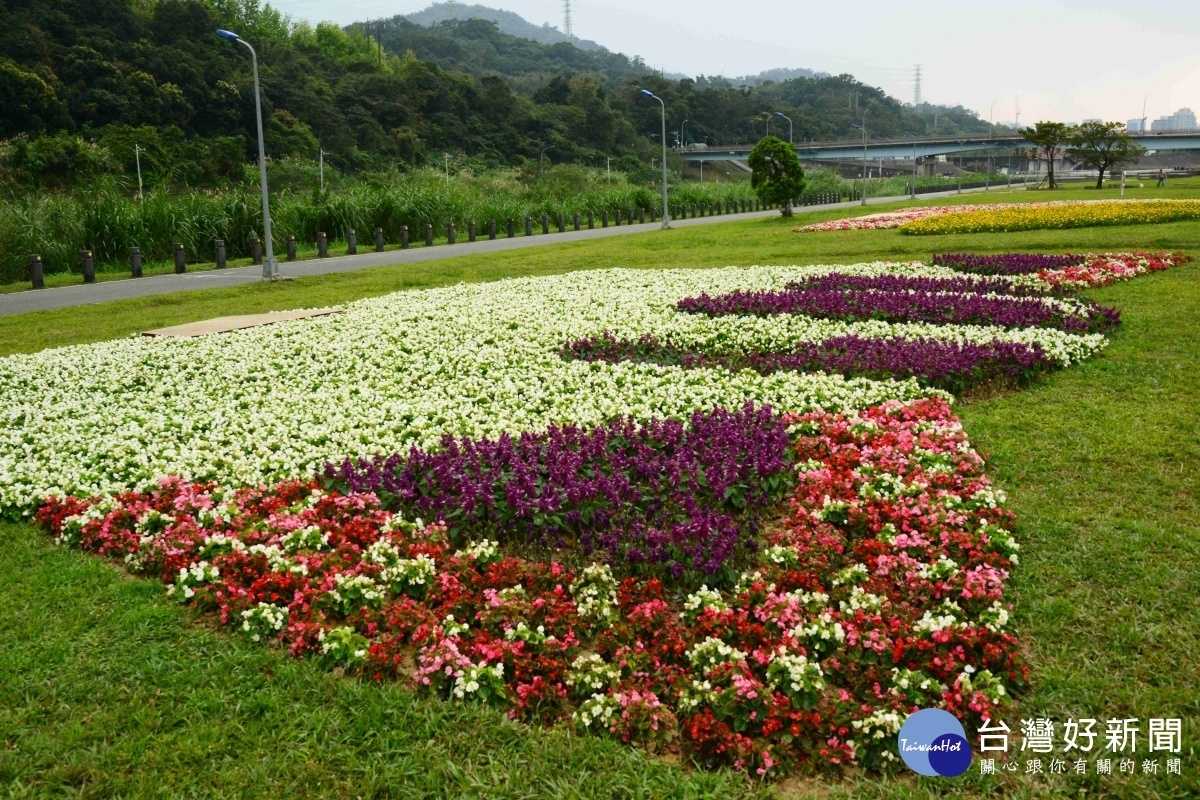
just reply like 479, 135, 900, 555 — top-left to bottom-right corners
321, 404, 795, 577
676, 280, 1120, 333
931, 252, 1087, 275
564, 332, 1055, 395
784, 272, 1059, 298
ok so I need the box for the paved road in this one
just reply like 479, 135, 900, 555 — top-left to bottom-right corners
0, 185, 1019, 317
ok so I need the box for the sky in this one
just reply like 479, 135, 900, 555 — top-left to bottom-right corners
269, 0, 1200, 125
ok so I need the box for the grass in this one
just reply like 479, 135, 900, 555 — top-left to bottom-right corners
0, 179, 1197, 798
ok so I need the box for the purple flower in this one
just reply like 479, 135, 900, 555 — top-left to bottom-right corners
931, 252, 1086, 275
676, 273, 1119, 333
563, 332, 1056, 395
321, 404, 795, 577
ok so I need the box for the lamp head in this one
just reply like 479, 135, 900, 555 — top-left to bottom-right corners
216, 29, 240, 41
850, 124, 861, 130
640, 89, 654, 98
774, 111, 784, 117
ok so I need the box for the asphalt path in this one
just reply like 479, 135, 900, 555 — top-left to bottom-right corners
0, 184, 1020, 318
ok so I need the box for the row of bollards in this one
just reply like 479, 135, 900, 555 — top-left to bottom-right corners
27, 198, 807, 289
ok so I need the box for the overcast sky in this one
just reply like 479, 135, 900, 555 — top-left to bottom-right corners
271, 0, 1200, 125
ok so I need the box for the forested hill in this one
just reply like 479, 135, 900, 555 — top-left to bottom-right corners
0, 0, 997, 190
372, 16, 654, 94
403, 1, 609, 53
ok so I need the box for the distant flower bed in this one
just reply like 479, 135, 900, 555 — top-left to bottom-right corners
35, 398, 1025, 776
564, 333, 1053, 395
902, 200, 1200, 235
795, 204, 1014, 232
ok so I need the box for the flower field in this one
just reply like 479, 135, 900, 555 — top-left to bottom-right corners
3, 250, 1180, 777
902, 199, 1200, 235
796, 200, 1200, 235
36, 397, 1024, 775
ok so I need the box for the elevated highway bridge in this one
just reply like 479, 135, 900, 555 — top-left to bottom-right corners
678, 131, 1200, 162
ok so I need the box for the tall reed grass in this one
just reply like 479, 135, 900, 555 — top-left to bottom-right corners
0, 168, 757, 282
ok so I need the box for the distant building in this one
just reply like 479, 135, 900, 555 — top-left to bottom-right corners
1082, 118, 1102, 124
1127, 118, 1145, 132
1150, 108, 1197, 131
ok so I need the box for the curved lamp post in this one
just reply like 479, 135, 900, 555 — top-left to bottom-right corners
217, 29, 278, 279
539, 145, 555, 173
903, 131, 918, 199
640, 90, 670, 229
774, 111, 793, 145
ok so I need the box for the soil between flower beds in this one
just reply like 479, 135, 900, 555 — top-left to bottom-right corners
36, 398, 1024, 777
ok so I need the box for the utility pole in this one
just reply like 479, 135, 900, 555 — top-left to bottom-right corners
562, 0, 573, 38
913, 64, 922, 108
134, 144, 145, 202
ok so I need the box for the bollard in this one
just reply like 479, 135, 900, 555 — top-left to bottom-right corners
80, 249, 96, 283
558, 213, 565, 233
130, 247, 143, 278
639, 208, 645, 224
541, 214, 549, 235
573, 212, 580, 231
447, 223, 456, 245
286, 235, 297, 262
616, 210, 622, 226
374, 228, 384, 252
507, 218, 516, 238
317, 232, 329, 258
214, 240, 226, 269
602, 210, 608, 228
174, 243, 186, 274
488, 219, 496, 240
30, 254, 44, 289
468, 220, 476, 243
424, 224, 433, 247
346, 228, 357, 255
587, 211, 595, 229
252, 237, 263, 265
525, 217, 533, 237
401, 226, 410, 249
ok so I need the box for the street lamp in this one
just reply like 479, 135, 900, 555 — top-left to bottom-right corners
902, 131, 918, 199
319, 148, 328, 191
774, 111, 793, 145
953, 138, 973, 193
640, 89, 671, 229
134, 144, 145, 202
216, 29, 278, 279
681, 119, 688, 149
850, 109, 868, 206
539, 145, 555, 173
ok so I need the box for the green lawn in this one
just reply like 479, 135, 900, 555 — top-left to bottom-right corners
1, 183, 1197, 798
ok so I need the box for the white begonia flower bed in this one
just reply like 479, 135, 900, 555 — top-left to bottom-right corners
0, 262, 1108, 512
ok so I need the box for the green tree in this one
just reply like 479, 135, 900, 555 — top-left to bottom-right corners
748, 135, 805, 216
1067, 121, 1147, 189
1023, 121, 1072, 189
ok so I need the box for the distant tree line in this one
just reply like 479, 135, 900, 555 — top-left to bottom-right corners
0, 0, 1000, 191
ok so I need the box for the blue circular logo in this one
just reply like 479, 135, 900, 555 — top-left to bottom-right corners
897, 709, 971, 777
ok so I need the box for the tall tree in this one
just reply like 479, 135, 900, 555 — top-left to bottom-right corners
748, 135, 805, 216
1023, 121, 1072, 189
1067, 121, 1147, 189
